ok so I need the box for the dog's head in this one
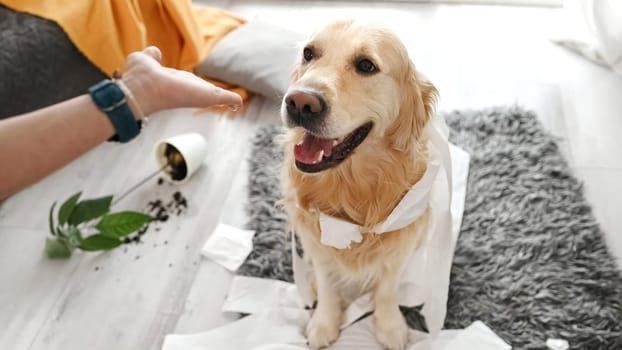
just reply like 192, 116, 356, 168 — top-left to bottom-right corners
281, 20, 438, 174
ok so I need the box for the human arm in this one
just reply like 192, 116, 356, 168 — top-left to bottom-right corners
0, 46, 242, 199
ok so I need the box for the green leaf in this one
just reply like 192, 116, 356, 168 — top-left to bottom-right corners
78, 234, 122, 251
68, 195, 113, 226
95, 211, 152, 238
49, 201, 57, 236
58, 192, 82, 226
45, 238, 71, 259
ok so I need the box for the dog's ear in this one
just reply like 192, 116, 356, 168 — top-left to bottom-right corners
388, 63, 438, 152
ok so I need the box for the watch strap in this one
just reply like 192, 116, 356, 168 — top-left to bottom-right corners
88, 79, 141, 143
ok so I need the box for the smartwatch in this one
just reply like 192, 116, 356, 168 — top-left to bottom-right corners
88, 79, 141, 143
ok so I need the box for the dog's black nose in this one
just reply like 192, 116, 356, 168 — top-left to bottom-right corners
284, 90, 327, 125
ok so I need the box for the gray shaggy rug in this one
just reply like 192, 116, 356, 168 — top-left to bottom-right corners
238, 107, 622, 350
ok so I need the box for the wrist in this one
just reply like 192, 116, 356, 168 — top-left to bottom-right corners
119, 74, 158, 118
115, 78, 146, 122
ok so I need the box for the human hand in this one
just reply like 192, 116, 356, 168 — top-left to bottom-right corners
119, 46, 242, 117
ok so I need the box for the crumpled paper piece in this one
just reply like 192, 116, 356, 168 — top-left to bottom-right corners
546, 338, 569, 350
201, 223, 255, 272
163, 307, 309, 350
221, 276, 305, 314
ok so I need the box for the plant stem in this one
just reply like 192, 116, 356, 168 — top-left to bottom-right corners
112, 164, 168, 206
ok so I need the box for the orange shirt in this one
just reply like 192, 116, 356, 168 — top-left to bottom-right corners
3, 0, 249, 101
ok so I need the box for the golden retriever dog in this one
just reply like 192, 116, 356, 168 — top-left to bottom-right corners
280, 20, 438, 349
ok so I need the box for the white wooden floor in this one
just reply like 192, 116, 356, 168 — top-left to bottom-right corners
1, 2, 621, 349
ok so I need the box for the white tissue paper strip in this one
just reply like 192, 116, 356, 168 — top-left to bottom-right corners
201, 223, 255, 272
221, 276, 305, 314
162, 307, 309, 350
319, 161, 441, 249
319, 214, 363, 249
449, 144, 469, 240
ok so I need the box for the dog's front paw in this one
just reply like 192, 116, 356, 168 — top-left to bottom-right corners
374, 309, 409, 350
306, 309, 341, 349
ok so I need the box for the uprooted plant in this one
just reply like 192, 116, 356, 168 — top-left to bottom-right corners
45, 191, 152, 259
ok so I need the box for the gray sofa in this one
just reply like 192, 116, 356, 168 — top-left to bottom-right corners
0, 4, 106, 119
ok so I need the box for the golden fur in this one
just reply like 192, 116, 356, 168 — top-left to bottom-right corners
280, 20, 439, 350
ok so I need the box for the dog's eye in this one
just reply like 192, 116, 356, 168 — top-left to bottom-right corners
303, 47, 314, 62
356, 59, 377, 74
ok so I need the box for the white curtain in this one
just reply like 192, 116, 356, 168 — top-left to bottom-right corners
554, 0, 622, 74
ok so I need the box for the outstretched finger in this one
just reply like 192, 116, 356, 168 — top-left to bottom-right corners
182, 83, 243, 110
206, 88, 243, 109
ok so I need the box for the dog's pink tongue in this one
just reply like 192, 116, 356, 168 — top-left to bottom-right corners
294, 132, 334, 164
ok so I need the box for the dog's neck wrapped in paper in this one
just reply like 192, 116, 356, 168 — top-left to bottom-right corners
318, 160, 441, 249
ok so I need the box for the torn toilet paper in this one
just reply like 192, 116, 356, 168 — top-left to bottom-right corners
163, 276, 511, 350
201, 223, 255, 272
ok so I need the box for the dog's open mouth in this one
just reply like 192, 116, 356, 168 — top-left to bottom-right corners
294, 122, 373, 173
